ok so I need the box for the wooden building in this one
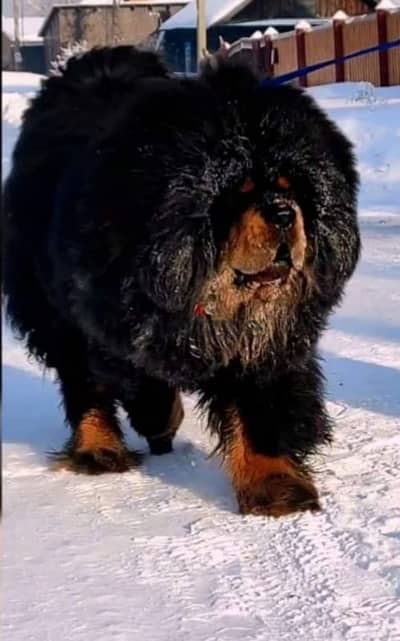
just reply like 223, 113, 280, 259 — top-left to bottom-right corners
39, 1, 187, 72
234, 0, 318, 20
316, 0, 376, 15
237, 0, 378, 18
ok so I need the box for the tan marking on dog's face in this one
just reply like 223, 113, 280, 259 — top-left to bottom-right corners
287, 206, 307, 270
223, 206, 280, 274
197, 203, 310, 321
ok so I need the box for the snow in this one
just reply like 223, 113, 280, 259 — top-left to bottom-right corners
1, 70, 45, 86
295, 19, 313, 31
333, 10, 348, 20
2, 72, 43, 178
376, 0, 400, 7
2, 72, 400, 641
265, 26, 279, 37
309, 82, 400, 213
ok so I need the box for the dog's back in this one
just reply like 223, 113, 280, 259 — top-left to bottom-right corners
5, 47, 168, 230
3, 46, 168, 356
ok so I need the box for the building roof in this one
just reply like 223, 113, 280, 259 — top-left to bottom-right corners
224, 17, 329, 27
2, 16, 45, 43
161, 0, 253, 30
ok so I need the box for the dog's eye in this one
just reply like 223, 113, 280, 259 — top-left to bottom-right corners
276, 176, 290, 190
239, 178, 255, 194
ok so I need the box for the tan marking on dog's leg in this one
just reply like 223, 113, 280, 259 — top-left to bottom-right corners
75, 409, 124, 453
225, 410, 320, 517
53, 409, 141, 474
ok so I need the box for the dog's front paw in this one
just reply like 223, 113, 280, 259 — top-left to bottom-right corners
50, 447, 142, 474
237, 473, 320, 517
50, 409, 142, 474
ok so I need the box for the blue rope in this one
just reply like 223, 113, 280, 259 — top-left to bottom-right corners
260, 38, 400, 87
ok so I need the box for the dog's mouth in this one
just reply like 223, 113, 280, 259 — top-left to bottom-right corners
195, 208, 308, 321
233, 243, 292, 289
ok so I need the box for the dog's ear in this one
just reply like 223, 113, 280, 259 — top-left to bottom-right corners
199, 56, 259, 100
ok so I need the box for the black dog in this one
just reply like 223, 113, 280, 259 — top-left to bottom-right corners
4, 47, 360, 516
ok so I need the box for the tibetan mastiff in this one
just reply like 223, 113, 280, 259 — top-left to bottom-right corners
3, 47, 360, 516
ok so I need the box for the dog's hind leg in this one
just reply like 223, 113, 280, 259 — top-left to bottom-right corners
122, 377, 184, 455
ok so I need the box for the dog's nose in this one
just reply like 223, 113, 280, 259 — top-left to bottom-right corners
269, 205, 295, 230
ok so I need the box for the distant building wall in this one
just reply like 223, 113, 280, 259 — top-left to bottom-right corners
2, 31, 13, 69
42, 4, 184, 72
44, 9, 60, 69
316, 0, 374, 16
235, 0, 316, 20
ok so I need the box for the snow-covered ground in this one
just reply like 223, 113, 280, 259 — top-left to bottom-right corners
2, 72, 400, 641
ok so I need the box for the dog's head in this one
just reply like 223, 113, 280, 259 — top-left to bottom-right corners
93, 61, 360, 368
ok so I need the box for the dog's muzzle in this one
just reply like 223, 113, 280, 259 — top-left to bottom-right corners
224, 202, 306, 288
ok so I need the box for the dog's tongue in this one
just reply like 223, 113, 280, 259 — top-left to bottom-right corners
252, 265, 290, 284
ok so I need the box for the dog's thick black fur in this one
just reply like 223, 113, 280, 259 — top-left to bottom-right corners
4, 46, 360, 515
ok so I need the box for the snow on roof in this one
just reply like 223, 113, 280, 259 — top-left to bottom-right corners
376, 0, 400, 7
161, 0, 252, 30
78, 0, 189, 4
2, 16, 45, 43
79, 0, 114, 4
132, 0, 189, 3
225, 18, 330, 27
150, 0, 189, 3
